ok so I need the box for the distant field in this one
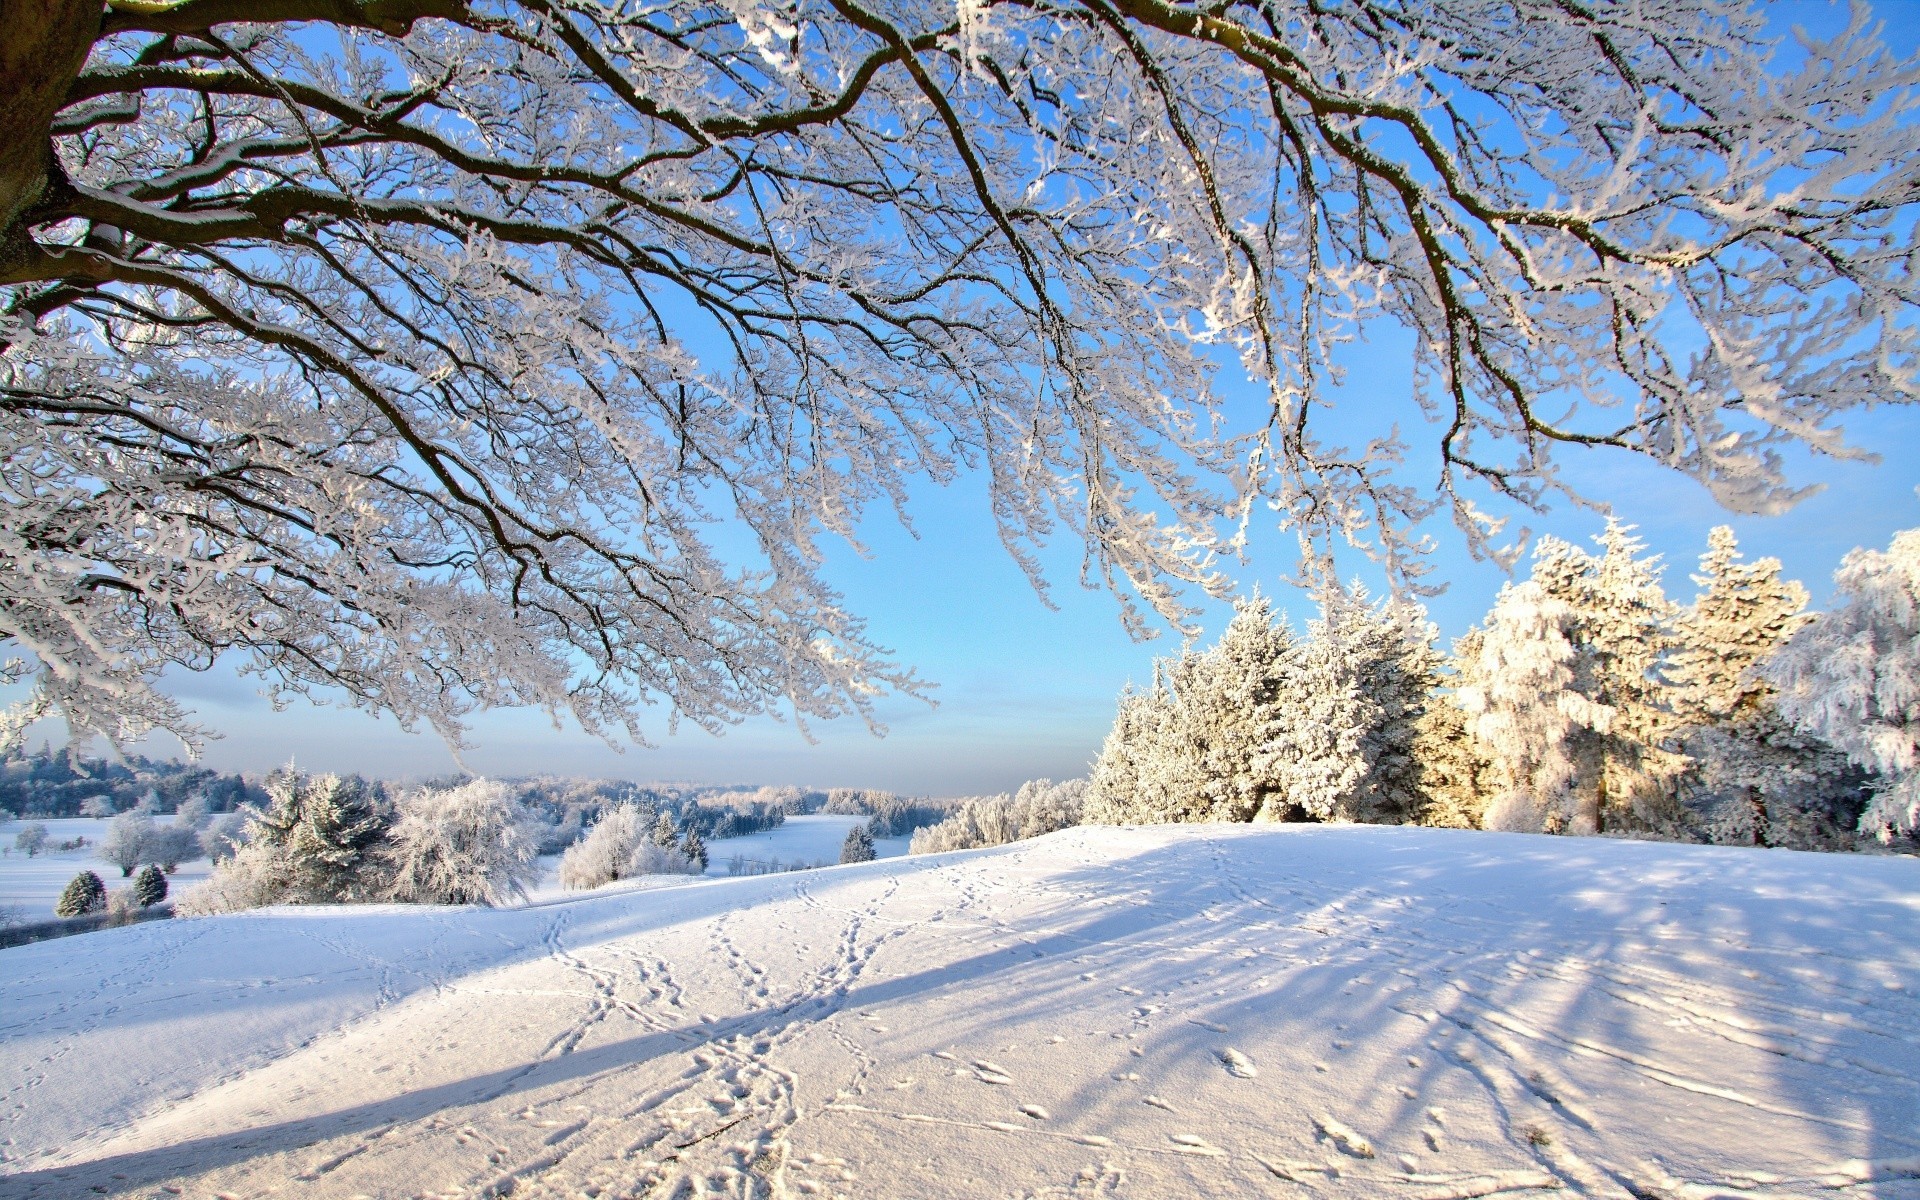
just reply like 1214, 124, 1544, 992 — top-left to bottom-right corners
2, 813, 915, 917
0, 817, 214, 918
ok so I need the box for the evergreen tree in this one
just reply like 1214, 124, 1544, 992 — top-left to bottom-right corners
651, 811, 679, 849
1768, 527, 1920, 841
247, 769, 392, 903
55, 870, 106, 917
839, 824, 876, 864
1299, 582, 1442, 823
132, 864, 167, 908
1458, 581, 1612, 833
1668, 527, 1852, 847
1530, 522, 1685, 833
1411, 684, 1492, 830
679, 829, 708, 872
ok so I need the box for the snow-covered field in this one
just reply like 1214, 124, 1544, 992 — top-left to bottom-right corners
0, 817, 214, 917
2, 826, 1916, 1199
521, 815, 912, 903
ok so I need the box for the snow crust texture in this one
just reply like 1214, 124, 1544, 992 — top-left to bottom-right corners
2, 826, 1916, 1199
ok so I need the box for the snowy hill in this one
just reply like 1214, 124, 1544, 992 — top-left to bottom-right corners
2, 826, 1916, 1199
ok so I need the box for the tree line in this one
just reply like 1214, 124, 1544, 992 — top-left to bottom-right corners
1084, 523, 1919, 850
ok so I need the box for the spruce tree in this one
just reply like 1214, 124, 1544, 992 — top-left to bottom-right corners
1669, 527, 1848, 846
1530, 522, 1684, 833
248, 769, 391, 903
839, 824, 876, 864
55, 870, 107, 917
651, 811, 679, 849
132, 863, 168, 907
679, 829, 708, 872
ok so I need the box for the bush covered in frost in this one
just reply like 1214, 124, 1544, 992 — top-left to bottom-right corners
910, 779, 1087, 854
382, 779, 541, 907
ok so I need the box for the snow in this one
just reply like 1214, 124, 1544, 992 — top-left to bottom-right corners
0, 817, 214, 918
2, 825, 1916, 1199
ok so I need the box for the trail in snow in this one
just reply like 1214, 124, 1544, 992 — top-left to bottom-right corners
1, 825, 1916, 1200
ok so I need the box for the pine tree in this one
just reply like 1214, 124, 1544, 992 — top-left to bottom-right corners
1768, 526, 1920, 841
132, 864, 168, 907
1412, 682, 1492, 830
839, 824, 876, 864
1458, 581, 1612, 833
55, 870, 107, 917
246, 769, 391, 903
651, 811, 679, 849
679, 829, 708, 872
1668, 527, 1852, 847
1530, 522, 1684, 833
1299, 582, 1442, 823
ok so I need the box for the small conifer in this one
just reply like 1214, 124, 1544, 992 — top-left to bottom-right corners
55, 870, 107, 918
839, 825, 876, 864
133, 864, 168, 907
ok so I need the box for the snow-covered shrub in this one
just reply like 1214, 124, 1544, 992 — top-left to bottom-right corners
911, 779, 1087, 854
99, 810, 154, 877
382, 779, 541, 907
132, 864, 168, 906
54, 870, 106, 917
1767, 526, 1920, 841
104, 886, 144, 926
840, 825, 876, 864
79, 796, 116, 818
628, 841, 699, 876
177, 839, 286, 916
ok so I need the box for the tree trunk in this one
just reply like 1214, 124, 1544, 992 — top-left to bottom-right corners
1747, 787, 1770, 849
0, 0, 99, 275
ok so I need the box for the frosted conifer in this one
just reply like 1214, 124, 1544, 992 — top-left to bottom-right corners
55, 870, 106, 918
680, 830, 708, 873
1530, 523, 1684, 833
132, 864, 167, 908
1458, 582, 1612, 833
651, 812, 679, 849
1669, 528, 1852, 847
1768, 527, 1920, 840
839, 825, 876, 864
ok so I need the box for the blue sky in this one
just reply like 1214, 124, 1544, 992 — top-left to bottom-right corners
48, 0, 1920, 796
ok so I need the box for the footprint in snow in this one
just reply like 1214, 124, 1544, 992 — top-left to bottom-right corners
972, 1060, 1014, 1085
1018, 1104, 1049, 1120
1169, 1134, 1225, 1157
1219, 1048, 1258, 1078
1143, 1095, 1176, 1111
1187, 1018, 1230, 1033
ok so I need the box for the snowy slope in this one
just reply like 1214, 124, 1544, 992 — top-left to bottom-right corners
2, 826, 1916, 1199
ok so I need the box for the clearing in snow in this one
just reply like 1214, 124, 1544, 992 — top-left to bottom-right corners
1, 825, 1916, 1199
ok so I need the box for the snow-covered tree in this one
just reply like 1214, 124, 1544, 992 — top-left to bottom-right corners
1531, 523, 1686, 834
98, 809, 153, 877
240, 769, 391, 904
79, 796, 115, 819
1768, 527, 1920, 841
6, 1, 1915, 756
679, 830, 708, 874
1297, 582, 1442, 823
650, 812, 680, 851
14, 822, 47, 857
558, 803, 648, 891
839, 825, 876, 865
146, 824, 201, 872
1411, 683, 1492, 831
54, 870, 104, 918
1667, 527, 1852, 847
1087, 597, 1301, 824
131, 863, 166, 908
1458, 582, 1612, 834
383, 779, 541, 907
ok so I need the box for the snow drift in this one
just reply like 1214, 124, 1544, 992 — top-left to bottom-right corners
2, 826, 1916, 1199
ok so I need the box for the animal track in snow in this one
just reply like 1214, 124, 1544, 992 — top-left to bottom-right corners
1169, 1133, 1225, 1157
1219, 1048, 1258, 1078
1316, 1114, 1375, 1158
1018, 1104, 1050, 1120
